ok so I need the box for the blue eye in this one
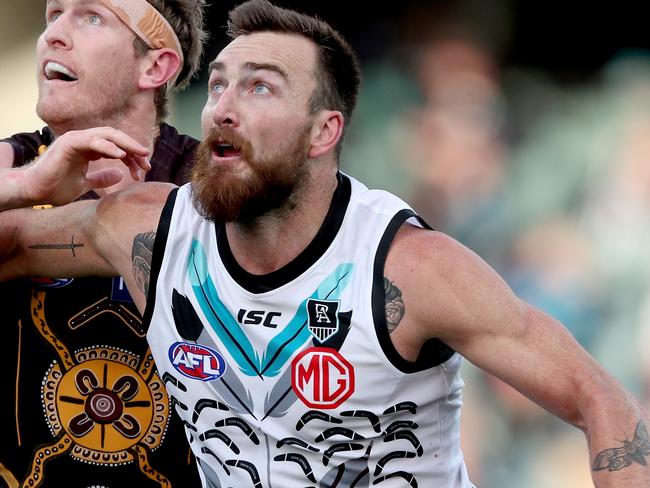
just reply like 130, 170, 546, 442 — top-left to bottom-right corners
209, 81, 225, 94
253, 84, 270, 95
48, 12, 62, 24
88, 14, 102, 25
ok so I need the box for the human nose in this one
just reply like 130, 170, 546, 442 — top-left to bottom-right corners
42, 15, 72, 49
209, 87, 240, 128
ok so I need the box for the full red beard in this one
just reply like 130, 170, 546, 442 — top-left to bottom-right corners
190, 125, 312, 224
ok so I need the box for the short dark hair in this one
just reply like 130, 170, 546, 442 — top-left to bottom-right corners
134, 0, 209, 122
227, 0, 362, 157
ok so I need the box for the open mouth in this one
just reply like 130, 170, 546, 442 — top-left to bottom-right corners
44, 61, 78, 82
213, 143, 241, 158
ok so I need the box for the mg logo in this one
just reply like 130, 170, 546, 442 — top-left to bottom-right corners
168, 342, 227, 382
291, 347, 354, 409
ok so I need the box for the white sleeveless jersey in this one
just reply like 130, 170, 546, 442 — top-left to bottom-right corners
145, 173, 474, 488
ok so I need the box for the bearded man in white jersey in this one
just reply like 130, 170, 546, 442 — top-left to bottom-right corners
0, 1, 648, 487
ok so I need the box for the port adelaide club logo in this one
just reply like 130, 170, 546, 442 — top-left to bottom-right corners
307, 299, 340, 342
168, 342, 226, 381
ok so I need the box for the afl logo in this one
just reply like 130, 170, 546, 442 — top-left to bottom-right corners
28, 277, 74, 288
292, 347, 355, 409
168, 342, 226, 382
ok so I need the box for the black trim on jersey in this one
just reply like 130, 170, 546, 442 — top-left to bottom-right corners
142, 187, 179, 331
372, 210, 456, 373
216, 173, 351, 294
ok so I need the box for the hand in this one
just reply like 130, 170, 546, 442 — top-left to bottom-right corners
22, 127, 151, 206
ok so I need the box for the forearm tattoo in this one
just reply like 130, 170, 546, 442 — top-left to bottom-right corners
29, 235, 84, 257
384, 278, 405, 333
592, 420, 649, 472
131, 232, 156, 295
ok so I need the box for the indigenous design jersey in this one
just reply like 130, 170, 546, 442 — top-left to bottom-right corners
145, 173, 474, 487
0, 125, 201, 488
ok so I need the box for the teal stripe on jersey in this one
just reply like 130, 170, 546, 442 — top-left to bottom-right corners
188, 240, 354, 378
188, 240, 262, 377
261, 262, 354, 377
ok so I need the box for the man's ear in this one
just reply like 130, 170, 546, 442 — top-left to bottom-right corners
138, 48, 182, 89
309, 111, 344, 159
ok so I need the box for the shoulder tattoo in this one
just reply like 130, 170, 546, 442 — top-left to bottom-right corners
384, 277, 405, 333
131, 232, 156, 295
592, 420, 649, 472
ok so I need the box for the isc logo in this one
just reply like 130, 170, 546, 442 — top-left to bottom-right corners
168, 342, 226, 381
237, 309, 282, 328
292, 347, 355, 409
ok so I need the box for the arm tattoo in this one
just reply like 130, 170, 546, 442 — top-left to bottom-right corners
131, 232, 156, 295
384, 278, 405, 333
29, 235, 84, 257
592, 420, 650, 472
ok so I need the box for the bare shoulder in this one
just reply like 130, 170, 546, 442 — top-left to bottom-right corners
94, 182, 178, 312
93, 181, 176, 247
94, 182, 175, 230
386, 224, 478, 274
96, 181, 176, 212
384, 224, 525, 350
385, 224, 498, 296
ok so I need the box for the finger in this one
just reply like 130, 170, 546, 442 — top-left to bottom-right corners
120, 155, 148, 181
100, 128, 150, 157
85, 168, 124, 190
87, 138, 127, 160
134, 154, 151, 172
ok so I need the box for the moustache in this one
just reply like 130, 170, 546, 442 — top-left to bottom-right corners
202, 127, 254, 159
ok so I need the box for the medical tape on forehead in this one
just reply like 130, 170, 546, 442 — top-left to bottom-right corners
96, 0, 184, 84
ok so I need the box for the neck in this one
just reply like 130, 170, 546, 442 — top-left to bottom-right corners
225, 165, 339, 275
49, 96, 159, 145
49, 101, 160, 196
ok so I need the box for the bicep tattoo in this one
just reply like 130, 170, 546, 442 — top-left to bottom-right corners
592, 420, 649, 472
131, 231, 156, 295
384, 278, 405, 333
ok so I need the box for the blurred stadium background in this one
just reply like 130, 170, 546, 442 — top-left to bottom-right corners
3, 1, 650, 486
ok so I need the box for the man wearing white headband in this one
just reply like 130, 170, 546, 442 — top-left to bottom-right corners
0, 0, 207, 487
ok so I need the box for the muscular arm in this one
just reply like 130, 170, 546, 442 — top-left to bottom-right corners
0, 182, 174, 313
385, 225, 649, 487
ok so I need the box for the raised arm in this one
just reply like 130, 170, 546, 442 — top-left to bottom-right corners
385, 225, 649, 488
0, 127, 151, 211
0, 182, 174, 313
